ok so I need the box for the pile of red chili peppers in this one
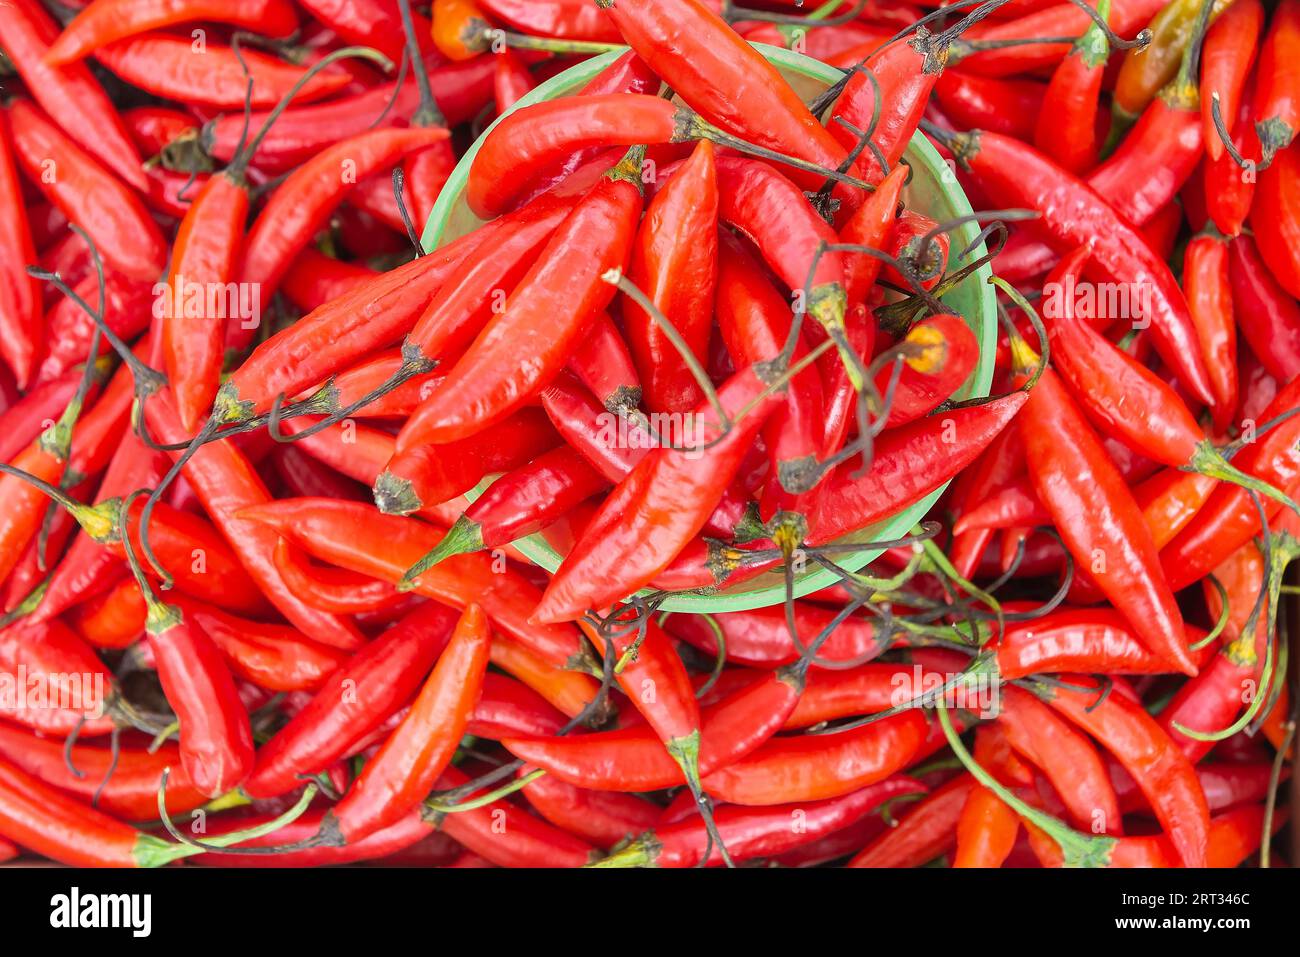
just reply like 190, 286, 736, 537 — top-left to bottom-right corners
0, 0, 1295, 871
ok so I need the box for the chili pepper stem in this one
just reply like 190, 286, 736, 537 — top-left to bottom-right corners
1190, 442, 1300, 517
678, 113, 871, 191
0, 463, 120, 542
665, 731, 735, 868
400, 515, 484, 587
586, 832, 661, 868
423, 767, 545, 813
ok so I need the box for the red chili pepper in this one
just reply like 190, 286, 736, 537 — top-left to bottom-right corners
668, 603, 889, 672
328, 605, 488, 843
46, 0, 299, 65
1205, 80, 1260, 237
878, 314, 979, 429
1200, 0, 1264, 162
533, 365, 780, 624
600, 778, 924, 868
399, 153, 643, 449
623, 140, 718, 415
94, 34, 349, 110
202, 56, 495, 173
1227, 233, 1300, 382
841, 163, 908, 310
505, 668, 804, 792
237, 497, 588, 669
810, 391, 1027, 546
479, 0, 621, 42
847, 774, 975, 868
1183, 232, 1237, 429
520, 769, 661, 848
1253, 0, 1300, 164
1248, 136, 1300, 300
952, 725, 1026, 868
937, 71, 1046, 142
376, 407, 557, 515
493, 48, 535, 113
8, 100, 166, 283
0, 108, 41, 390
0, 617, 115, 736
599, 0, 855, 196
119, 105, 198, 158
242, 600, 459, 800
195, 806, 433, 867
1033, 0, 1110, 174
281, 249, 377, 314
68, 577, 145, 649
0, 0, 147, 190
939, 126, 1216, 407
1040, 675, 1211, 868
35, 273, 151, 388
298, 0, 432, 63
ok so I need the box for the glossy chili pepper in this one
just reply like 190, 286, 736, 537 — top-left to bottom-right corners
196, 805, 433, 868
1249, 136, 1300, 300
1205, 81, 1260, 237
533, 365, 780, 623
237, 498, 588, 669
1183, 232, 1237, 429
47, 0, 298, 65
847, 774, 975, 868
1041, 675, 1211, 868
997, 684, 1122, 835
953, 725, 1025, 868
281, 249, 376, 315
36, 273, 150, 389
95, 35, 349, 110
623, 140, 718, 415
840, 163, 908, 312
432, 0, 491, 60
1009, 333, 1196, 676
376, 407, 557, 514
298, 0, 432, 63
668, 603, 888, 671
1227, 233, 1300, 381
1114, 0, 1230, 127
493, 48, 535, 113
8, 100, 166, 283
468, 673, 567, 741
329, 605, 488, 843
203, 56, 495, 172
176, 596, 348, 693
504, 667, 805, 792
69, 577, 146, 649
1033, 0, 1110, 174
479, 0, 621, 41
0, 0, 147, 190
0, 108, 40, 390
939, 126, 1216, 407
242, 600, 459, 800
143, 388, 365, 650
0, 617, 115, 736
425, 766, 597, 868
937, 71, 1045, 142
878, 314, 979, 429
716, 231, 825, 516
1160, 374, 1300, 591
599, 0, 855, 196
1200, 0, 1263, 162
565, 312, 641, 416
810, 391, 1027, 546
0, 363, 99, 466
405, 194, 576, 364
600, 778, 924, 868
399, 156, 643, 447
521, 769, 661, 848
1253, 0, 1300, 164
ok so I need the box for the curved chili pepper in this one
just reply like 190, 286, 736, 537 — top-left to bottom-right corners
203, 55, 495, 172
533, 365, 780, 623
398, 152, 643, 449
847, 773, 975, 867
1034, 0, 1109, 174
841, 163, 907, 310
242, 600, 458, 800
196, 806, 432, 867
298, 0, 432, 63
0, 724, 205, 822
598, 0, 855, 196
69, 577, 145, 650
565, 311, 641, 416
493, 48, 535, 114
0, 108, 40, 390
953, 725, 1025, 868
600, 778, 924, 868
1253, 0, 1300, 164
504, 667, 804, 792
521, 769, 661, 848
0, 617, 115, 736
479, 0, 621, 42
1227, 233, 1300, 382
176, 596, 348, 693
94, 35, 350, 110
937, 71, 1045, 142
46, 0, 299, 66
716, 231, 825, 511
1248, 136, 1300, 300
1183, 232, 1237, 429
810, 391, 1027, 546
669, 603, 887, 671
1160, 374, 1300, 591
0, 0, 147, 190
8, 100, 166, 283
939, 126, 1215, 407
281, 249, 376, 314
623, 140, 718, 415
405, 193, 576, 363
329, 605, 488, 843
270, 539, 401, 617
1008, 333, 1196, 675
236, 498, 588, 669
878, 314, 979, 429
1041, 675, 1210, 868
143, 389, 365, 650
376, 407, 557, 515
467, 673, 567, 741
1205, 80, 1260, 237
1200, 0, 1263, 162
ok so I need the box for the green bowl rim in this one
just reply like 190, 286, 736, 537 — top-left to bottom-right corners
422, 43, 996, 614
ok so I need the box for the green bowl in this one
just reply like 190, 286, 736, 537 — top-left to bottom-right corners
423, 44, 996, 614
